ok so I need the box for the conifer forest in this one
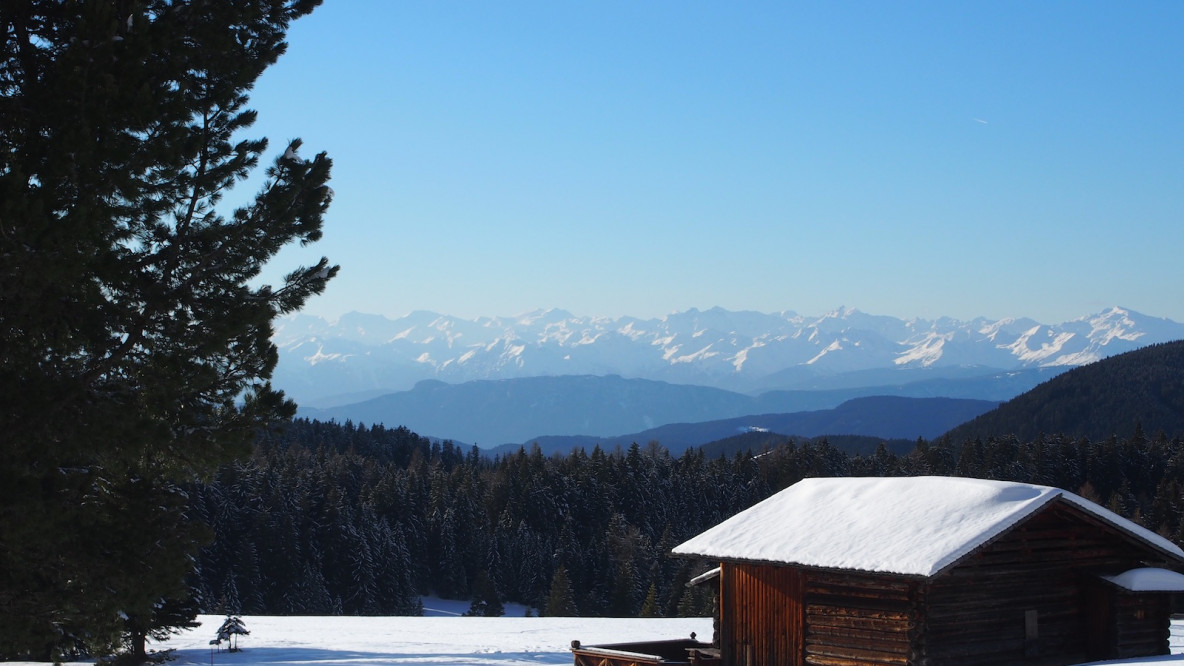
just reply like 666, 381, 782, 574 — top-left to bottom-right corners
191, 419, 1184, 620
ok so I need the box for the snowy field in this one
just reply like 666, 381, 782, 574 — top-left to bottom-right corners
10, 598, 1184, 666
153, 598, 713, 666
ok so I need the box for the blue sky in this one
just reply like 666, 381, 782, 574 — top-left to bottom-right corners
240, 1, 1183, 323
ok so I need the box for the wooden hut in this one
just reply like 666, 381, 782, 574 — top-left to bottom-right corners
665, 476, 1184, 666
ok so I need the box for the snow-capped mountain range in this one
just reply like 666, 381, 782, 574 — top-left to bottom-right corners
272, 306, 1184, 407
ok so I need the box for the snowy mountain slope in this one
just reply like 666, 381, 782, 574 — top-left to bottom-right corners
273, 306, 1184, 406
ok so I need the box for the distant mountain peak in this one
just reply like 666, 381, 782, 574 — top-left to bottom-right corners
824, 305, 859, 318
272, 306, 1184, 407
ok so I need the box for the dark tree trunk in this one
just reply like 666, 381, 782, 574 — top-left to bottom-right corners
130, 631, 148, 663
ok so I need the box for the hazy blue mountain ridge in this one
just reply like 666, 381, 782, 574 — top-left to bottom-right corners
492, 396, 998, 456
301, 374, 1003, 447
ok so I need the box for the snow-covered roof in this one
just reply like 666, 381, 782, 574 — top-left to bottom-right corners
672, 476, 1184, 577
1102, 567, 1184, 592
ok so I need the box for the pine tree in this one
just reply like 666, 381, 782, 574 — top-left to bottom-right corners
609, 559, 638, 617
215, 616, 249, 652
465, 570, 505, 617
543, 565, 578, 617
113, 475, 206, 661
0, 1, 334, 659
676, 584, 713, 617
124, 593, 202, 663
640, 583, 661, 618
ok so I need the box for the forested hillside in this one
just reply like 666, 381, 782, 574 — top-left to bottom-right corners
945, 340, 1184, 443
191, 418, 1184, 619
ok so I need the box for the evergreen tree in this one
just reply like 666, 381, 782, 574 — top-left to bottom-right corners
543, 565, 578, 617
609, 559, 638, 617
0, 0, 334, 659
114, 476, 206, 661
676, 584, 713, 617
639, 583, 661, 618
215, 616, 249, 652
465, 570, 505, 617
124, 593, 202, 663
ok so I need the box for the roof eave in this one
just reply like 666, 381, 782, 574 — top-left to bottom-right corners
673, 553, 932, 580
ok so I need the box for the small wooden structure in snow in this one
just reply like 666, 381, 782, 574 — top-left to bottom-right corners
573, 476, 1184, 666
570, 636, 717, 666
671, 476, 1184, 665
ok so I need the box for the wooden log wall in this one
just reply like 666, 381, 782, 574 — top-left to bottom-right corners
801, 570, 919, 666
1111, 593, 1171, 659
920, 501, 1175, 666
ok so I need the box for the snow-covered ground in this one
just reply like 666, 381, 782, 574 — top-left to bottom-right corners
10, 598, 1184, 666
156, 599, 713, 666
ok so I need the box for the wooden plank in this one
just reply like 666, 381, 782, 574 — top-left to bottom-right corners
806, 604, 913, 622
805, 656, 906, 666
807, 573, 913, 593
804, 643, 910, 664
807, 615, 916, 633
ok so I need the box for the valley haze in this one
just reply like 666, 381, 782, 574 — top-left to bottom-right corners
274, 306, 1184, 447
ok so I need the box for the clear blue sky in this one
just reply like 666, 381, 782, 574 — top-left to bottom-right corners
240, 1, 1184, 323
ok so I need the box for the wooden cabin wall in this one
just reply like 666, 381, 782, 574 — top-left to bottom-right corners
1111, 593, 1172, 659
801, 570, 919, 666
719, 563, 804, 666
920, 503, 1173, 666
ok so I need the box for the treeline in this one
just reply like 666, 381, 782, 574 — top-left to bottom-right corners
191, 419, 1184, 618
